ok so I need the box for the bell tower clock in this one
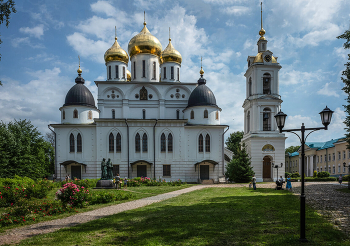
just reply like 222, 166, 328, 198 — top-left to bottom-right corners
241, 3, 286, 182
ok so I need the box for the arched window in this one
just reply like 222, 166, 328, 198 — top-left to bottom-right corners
142, 133, 148, 152
112, 109, 115, 119
163, 67, 166, 79
171, 66, 174, 79
205, 134, 210, 152
247, 111, 250, 133
161, 133, 166, 152
69, 133, 74, 152
142, 60, 146, 78
204, 109, 208, 118
263, 108, 271, 131
198, 134, 203, 152
63, 110, 65, 120
109, 133, 114, 152
152, 62, 156, 79
176, 110, 180, 119
168, 133, 173, 152
77, 133, 82, 152
108, 66, 111, 79
263, 73, 271, 94
248, 60, 250, 67
140, 86, 148, 100
177, 67, 180, 81
133, 62, 136, 79
216, 111, 219, 120
191, 110, 194, 119
123, 66, 126, 79
248, 77, 252, 96
135, 133, 140, 152
88, 111, 92, 120
116, 133, 121, 152
73, 109, 78, 118
142, 109, 146, 119
115, 65, 119, 78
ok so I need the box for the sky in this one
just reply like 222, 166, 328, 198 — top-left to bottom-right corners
0, 0, 349, 148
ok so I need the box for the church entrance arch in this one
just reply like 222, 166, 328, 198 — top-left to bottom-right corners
263, 156, 272, 179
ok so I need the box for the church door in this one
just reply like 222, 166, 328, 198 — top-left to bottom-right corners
137, 165, 147, 177
200, 165, 210, 180
71, 166, 81, 180
263, 156, 271, 178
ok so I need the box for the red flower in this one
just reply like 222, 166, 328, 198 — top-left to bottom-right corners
23, 219, 26, 221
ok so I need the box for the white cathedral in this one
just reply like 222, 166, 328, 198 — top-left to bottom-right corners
51, 9, 285, 183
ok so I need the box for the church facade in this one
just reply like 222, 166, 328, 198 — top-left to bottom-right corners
241, 7, 286, 182
51, 20, 229, 183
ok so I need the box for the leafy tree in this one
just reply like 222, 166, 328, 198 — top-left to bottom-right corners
0, 119, 54, 179
225, 143, 254, 183
225, 131, 244, 155
0, 0, 16, 85
285, 145, 300, 154
337, 29, 350, 148
45, 132, 55, 149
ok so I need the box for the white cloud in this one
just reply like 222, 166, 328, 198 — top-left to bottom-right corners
19, 25, 44, 38
317, 82, 340, 97
222, 6, 249, 15
280, 68, 324, 86
90, 1, 117, 16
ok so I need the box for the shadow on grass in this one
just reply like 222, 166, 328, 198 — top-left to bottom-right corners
20, 188, 349, 246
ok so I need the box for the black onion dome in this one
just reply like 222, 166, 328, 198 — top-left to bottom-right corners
64, 75, 97, 109
187, 75, 217, 108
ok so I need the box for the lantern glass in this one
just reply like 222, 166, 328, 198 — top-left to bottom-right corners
274, 111, 287, 130
319, 106, 333, 127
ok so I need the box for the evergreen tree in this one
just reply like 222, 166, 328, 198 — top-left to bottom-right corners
225, 131, 244, 155
225, 143, 254, 183
337, 29, 350, 147
0, 119, 54, 178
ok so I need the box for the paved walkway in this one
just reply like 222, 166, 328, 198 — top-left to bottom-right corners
0, 182, 349, 245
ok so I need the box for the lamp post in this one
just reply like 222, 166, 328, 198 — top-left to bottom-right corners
274, 106, 333, 242
343, 162, 350, 190
272, 163, 283, 181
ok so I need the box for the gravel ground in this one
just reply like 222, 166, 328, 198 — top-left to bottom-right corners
0, 182, 349, 245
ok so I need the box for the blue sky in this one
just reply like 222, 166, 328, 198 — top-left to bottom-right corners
0, 0, 349, 148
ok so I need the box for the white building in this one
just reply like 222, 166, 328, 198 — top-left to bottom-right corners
51, 20, 229, 183
241, 8, 286, 182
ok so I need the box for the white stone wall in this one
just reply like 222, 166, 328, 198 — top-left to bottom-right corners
160, 62, 181, 82
184, 106, 221, 125
60, 106, 99, 124
106, 61, 128, 81
130, 54, 160, 82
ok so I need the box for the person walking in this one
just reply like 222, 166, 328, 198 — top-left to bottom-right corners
252, 173, 256, 190
339, 174, 343, 185
286, 175, 292, 191
114, 173, 121, 189
124, 177, 128, 189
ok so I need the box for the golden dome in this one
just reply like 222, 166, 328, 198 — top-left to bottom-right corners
160, 38, 182, 65
128, 22, 162, 58
126, 69, 131, 81
104, 37, 129, 64
252, 53, 277, 64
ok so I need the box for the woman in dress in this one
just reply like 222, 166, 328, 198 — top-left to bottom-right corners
286, 175, 292, 191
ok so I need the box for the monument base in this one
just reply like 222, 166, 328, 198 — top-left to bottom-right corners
95, 179, 114, 189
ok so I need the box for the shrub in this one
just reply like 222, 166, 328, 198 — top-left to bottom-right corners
291, 172, 300, 178
317, 171, 330, 178
343, 175, 349, 181
116, 191, 133, 200
304, 177, 337, 182
56, 182, 90, 208
89, 191, 115, 205
313, 170, 317, 178
285, 172, 291, 178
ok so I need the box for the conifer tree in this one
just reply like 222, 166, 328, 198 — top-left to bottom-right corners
225, 143, 254, 183
337, 29, 350, 147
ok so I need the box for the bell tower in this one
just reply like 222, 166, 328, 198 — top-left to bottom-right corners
241, 3, 286, 182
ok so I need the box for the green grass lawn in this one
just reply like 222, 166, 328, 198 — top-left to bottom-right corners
0, 184, 194, 233
17, 187, 350, 246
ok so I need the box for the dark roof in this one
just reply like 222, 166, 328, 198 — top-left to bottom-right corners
64, 75, 97, 109
187, 75, 217, 108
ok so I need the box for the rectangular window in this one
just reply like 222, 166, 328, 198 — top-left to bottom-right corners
328, 154, 331, 161
133, 62, 136, 79
123, 66, 125, 79
338, 152, 341, 160
343, 151, 346, 159
142, 60, 146, 77
176, 110, 179, 119
108, 66, 111, 79
163, 165, 171, 176
112, 165, 119, 176
333, 166, 335, 174
333, 153, 335, 161
177, 67, 179, 81
320, 155, 322, 163
115, 65, 119, 78
152, 62, 156, 79
171, 66, 174, 79
338, 165, 340, 173
163, 67, 166, 79
143, 110, 146, 119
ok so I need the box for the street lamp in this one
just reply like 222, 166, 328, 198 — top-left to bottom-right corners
272, 163, 283, 181
343, 162, 350, 190
274, 106, 333, 242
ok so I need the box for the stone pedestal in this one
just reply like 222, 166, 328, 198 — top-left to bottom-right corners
95, 179, 114, 189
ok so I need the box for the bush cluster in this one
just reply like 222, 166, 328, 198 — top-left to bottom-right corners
55, 182, 90, 208
317, 171, 330, 178
125, 177, 184, 187
304, 177, 337, 182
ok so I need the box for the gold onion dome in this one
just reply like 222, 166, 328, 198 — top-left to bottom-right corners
126, 69, 131, 81
200, 67, 204, 75
104, 36, 129, 64
128, 21, 162, 58
161, 38, 182, 65
77, 65, 82, 74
